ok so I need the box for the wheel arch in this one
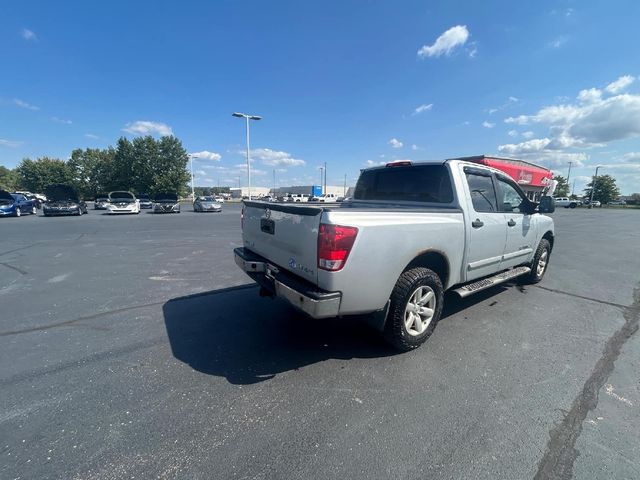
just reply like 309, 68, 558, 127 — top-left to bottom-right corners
403, 249, 450, 289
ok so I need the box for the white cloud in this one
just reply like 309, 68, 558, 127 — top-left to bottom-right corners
190, 150, 222, 161
13, 98, 39, 110
84, 133, 100, 139
251, 148, 305, 166
51, 116, 72, 124
621, 152, 640, 162
522, 131, 535, 139
411, 144, 419, 151
417, 25, 470, 58
508, 130, 518, 137
498, 138, 551, 155
365, 160, 386, 167
508, 96, 519, 103
605, 75, 635, 94
388, 138, 403, 148
412, 103, 433, 115
488, 108, 498, 115
482, 121, 495, 128
123, 120, 173, 136
21, 29, 37, 41
577, 88, 602, 104
549, 36, 568, 48
0, 138, 23, 148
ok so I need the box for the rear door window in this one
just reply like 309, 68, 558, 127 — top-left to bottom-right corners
465, 172, 498, 213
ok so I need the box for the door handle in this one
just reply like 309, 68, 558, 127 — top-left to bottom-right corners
507, 219, 516, 227
472, 219, 484, 228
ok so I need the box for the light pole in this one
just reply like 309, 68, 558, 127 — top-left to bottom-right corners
189, 154, 199, 200
589, 166, 602, 208
232, 112, 262, 200
319, 167, 324, 194
567, 161, 573, 185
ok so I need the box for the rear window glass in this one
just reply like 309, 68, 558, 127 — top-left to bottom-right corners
354, 165, 454, 203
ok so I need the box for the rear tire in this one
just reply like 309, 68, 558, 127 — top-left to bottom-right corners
520, 239, 551, 284
383, 267, 444, 352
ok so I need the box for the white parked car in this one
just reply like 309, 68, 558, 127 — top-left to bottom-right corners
311, 193, 338, 202
553, 197, 580, 209
106, 191, 140, 214
214, 196, 225, 203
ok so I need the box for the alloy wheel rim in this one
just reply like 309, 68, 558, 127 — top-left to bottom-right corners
537, 250, 548, 277
403, 286, 436, 336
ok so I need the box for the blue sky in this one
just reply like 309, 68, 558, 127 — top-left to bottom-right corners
2, 0, 640, 194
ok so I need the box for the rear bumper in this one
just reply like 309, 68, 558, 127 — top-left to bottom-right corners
234, 247, 341, 319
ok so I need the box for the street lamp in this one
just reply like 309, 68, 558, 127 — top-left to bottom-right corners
188, 154, 199, 200
232, 112, 262, 200
589, 166, 602, 209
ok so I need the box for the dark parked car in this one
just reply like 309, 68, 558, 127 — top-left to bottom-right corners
138, 194, 153, 209
193, 196, 222, 212
0, 190, 37, 217
153, 192, 180, 213
94, 193, 109, 209
42, 184, 87, 216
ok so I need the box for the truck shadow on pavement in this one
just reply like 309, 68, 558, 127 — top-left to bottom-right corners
163, 283, 512, 385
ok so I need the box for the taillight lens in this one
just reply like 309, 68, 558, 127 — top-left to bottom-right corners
318, 223, 358, 271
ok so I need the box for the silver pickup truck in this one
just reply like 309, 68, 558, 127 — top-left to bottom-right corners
234, 159, 555, 350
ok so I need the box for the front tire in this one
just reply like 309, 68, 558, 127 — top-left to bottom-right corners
14, 208, 21, 217
520, 239, 551, 284
384, 267, 444, 351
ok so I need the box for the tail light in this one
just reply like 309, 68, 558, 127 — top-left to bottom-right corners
318, 223, 358, 271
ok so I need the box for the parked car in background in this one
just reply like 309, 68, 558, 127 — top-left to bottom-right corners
591, 200, 601, 207
261, 195, 277, 202
0, 190, 38, 217
153, 192, 180, 213
214, 196, 225, 203
42, 184, 87, 216
15, 192, 42, 209
94, 193, 109, 209
310, 193, 338, 202
608, 200, 626, 205
553, 197, 580, 209
285, 194, 309, 203
138, 194, 153, 209
106, 191, 140, 214
193, 196, 222, 212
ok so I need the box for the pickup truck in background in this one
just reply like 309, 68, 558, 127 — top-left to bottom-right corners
311, 193, 338, 202
234, 159, 555, 351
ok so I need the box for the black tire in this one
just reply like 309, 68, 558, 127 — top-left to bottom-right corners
520, 239, 551, 284
383, 267, 444, 352
569, 203, 577, 209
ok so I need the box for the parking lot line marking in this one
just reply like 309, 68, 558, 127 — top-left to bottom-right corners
0, 262, 28, 275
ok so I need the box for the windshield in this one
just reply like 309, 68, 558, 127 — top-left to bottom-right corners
200, 196, 216, 201
354, 164, 454, 203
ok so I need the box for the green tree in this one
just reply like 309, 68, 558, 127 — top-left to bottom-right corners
111, 137, 135, 191
151, 136, 190, 195
0, 166, 21, 191
552, 174, 570, 197
583, 174, 620, 204
16, 157, 74, 193
68, 147, 116, 198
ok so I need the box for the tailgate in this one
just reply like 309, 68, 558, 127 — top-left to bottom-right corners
242, 201, 323, 283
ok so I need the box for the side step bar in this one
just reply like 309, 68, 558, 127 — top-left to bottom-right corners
453, 266, 531, 298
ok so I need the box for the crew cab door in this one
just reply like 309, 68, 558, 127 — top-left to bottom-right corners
495, 175, 538, 269
463, 168, 508, 281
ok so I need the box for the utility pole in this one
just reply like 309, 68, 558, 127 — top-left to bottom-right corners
319, 167, 324, 194
232, 112, 262, 200
589, 166, 602, 208
567, 161, 573, 185
572, 179, 576, 196
324, 161, 327, 195
343, 173, 347, 196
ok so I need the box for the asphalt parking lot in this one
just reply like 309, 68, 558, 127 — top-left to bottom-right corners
1, 205, 638, 480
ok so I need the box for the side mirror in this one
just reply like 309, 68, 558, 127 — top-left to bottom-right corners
538, 195, 555, 213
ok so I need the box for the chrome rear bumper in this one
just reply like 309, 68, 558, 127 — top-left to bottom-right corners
234, 247, 341, 319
